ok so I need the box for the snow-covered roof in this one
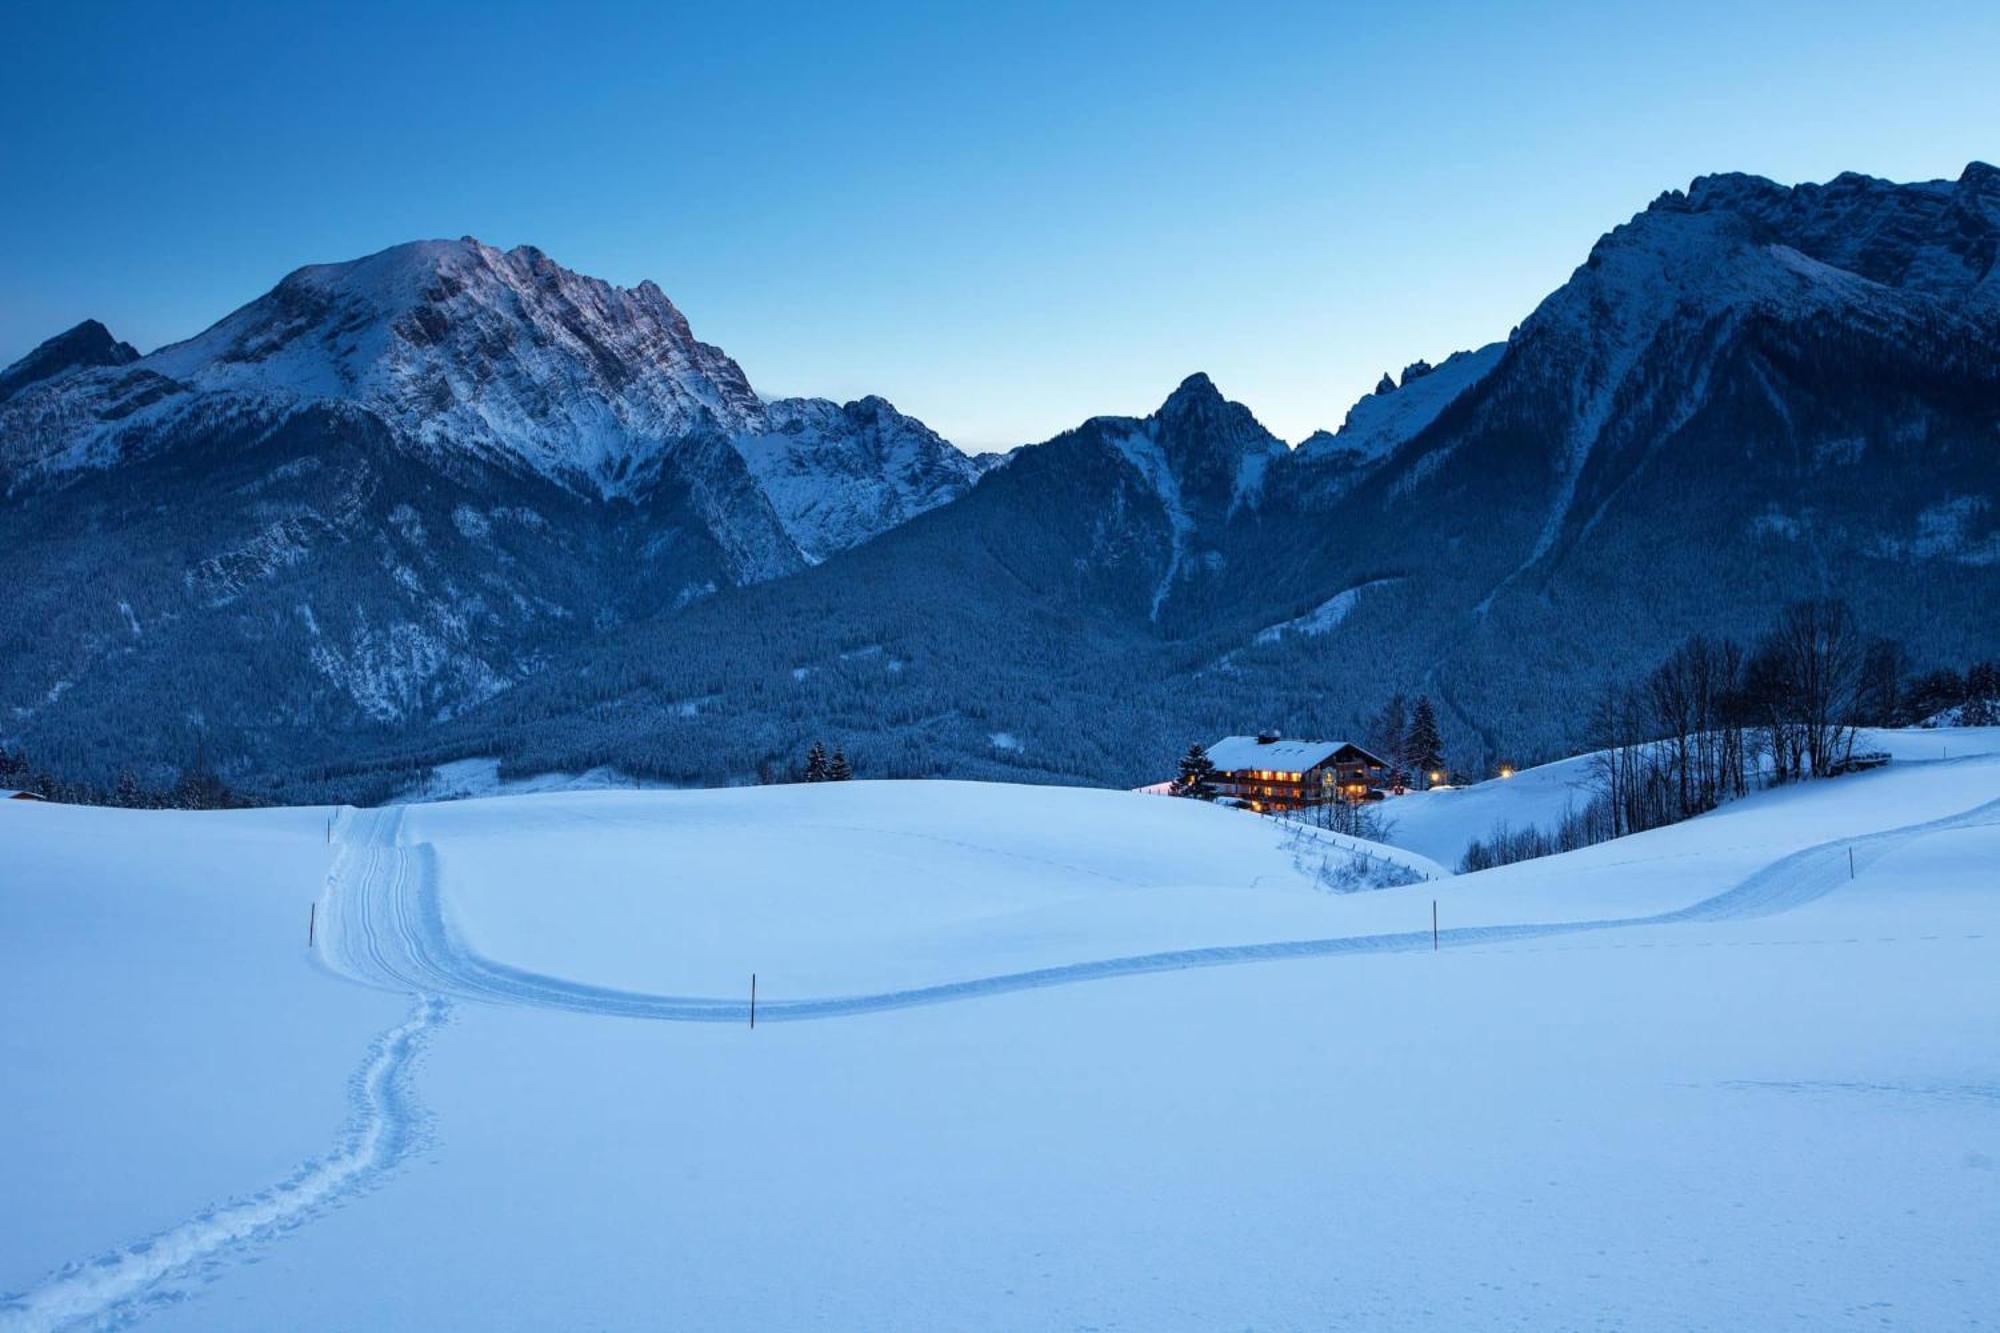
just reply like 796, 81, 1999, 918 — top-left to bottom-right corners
1, 789, 47, 801
1205, 736, 1383, 773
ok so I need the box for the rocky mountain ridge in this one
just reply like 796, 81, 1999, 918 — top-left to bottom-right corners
3, 165, 1996, 794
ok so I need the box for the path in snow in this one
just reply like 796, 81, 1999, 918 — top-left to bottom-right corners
318, 796, 2000, 1024
0, 997, 445, 1333
8, 787, 1996, 1330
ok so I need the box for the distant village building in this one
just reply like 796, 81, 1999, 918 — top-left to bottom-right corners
1, 789, 48, 802
1205, 733, 1391, 814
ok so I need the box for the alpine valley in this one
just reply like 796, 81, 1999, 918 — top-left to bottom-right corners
3, 165, 1997, 798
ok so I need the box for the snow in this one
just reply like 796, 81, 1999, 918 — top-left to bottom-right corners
351, 782, 1441, 998
0, 804, 406, 1320
136, 240, 769, 497
1302, 342, 1504, 463
1376, 726, 2000, 870
1108, 426, 1194, 621
1202, 734, 1363, 772
1252, 577, 1401, 643
733, 397, 978, 561
391, 756, 663, 803
1375, 750, 1601, 866
5, 744, 2000, 1329
0, 238, 970, 584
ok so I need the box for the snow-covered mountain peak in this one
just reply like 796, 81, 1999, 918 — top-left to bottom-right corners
736, 394, 980, 561
1301, 343, 1505, 465
135, 235, 767, 491
1670, 165, 2000, 308
0, 319, 139, 402
1145, 373, 1287, 511
1, 238, 984, 572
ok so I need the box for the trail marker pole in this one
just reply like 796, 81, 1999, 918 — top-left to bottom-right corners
1432, 900, 1439, 952
1849, 847, 1855, 880
308, 902, 316, 948
750, 973, 757, 1029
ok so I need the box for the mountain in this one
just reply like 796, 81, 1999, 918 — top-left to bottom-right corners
0, 239, 978, 780
0, 239, 977, 562
4, 167, 1997, 797
737, 395, 980, 563
0, 319, 138, 402
366, 164, 1999, 796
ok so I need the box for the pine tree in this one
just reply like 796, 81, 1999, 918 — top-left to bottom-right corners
804, 741, 829, 782
1368, 694, 1408, 777
1966, 662, 2000, 726
827, 748, 853, 781
1172, 743, 1217, 800
1406, 696, 1445, 784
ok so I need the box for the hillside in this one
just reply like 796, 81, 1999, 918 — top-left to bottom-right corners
4, 167, 1998, 797
353, 163, 2000, 797
0, 240, 976, 783
4, 736, 1997, 1328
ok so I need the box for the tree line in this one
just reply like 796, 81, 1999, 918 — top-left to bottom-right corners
1460, 598, 1996, 873
1363, 694, 1448, 787
0, 746, 252, 810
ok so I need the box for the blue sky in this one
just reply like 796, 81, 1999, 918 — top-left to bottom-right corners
4, 0, 1996, 449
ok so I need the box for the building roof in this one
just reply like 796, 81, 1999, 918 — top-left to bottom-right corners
1205, 736, 1386, 773
0, 789, 47, 801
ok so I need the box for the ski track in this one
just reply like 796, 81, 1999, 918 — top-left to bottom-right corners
0, 997, 446, 1333
321, 795, 2000, 1025
10, 788, 1994, 1330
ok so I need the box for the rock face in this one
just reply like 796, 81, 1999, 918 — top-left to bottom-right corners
393, 164, 1999, 794
0, 320, 139, 402
737, 395, 981, 563
4, 167, 1997, 794
0, 240, 978, 775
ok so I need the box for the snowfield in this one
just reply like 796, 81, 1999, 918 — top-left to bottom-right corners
4, 737, 1999, 1330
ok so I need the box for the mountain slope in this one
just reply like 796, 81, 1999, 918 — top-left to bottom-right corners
0, 320, 139, 403
0, 241, 979, 781
380, 165, 2000, 795
5, 168, 1998, 796
736, 396, 981, 563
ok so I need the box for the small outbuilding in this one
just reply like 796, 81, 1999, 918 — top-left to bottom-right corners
1, 789, 48, 802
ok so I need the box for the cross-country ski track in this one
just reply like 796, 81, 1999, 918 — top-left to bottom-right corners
5, 778, 1997, 1332
318, 798, 2000, 1023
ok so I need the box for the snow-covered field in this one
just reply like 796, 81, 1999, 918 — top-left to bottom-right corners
1379, 725, 2000, 868
4, 736, 1998, 1330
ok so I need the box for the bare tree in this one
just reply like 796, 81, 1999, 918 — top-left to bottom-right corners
1770, 598, 1864, 777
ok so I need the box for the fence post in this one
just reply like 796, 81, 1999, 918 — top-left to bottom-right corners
750, 972, 757, 1029
1432, 900, 1438, 952
308, 902, 316, 948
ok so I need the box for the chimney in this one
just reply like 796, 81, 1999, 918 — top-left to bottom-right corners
1256, 730, 1280, 745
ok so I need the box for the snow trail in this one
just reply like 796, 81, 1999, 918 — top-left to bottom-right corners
0, 997, 445, 1333
319, 795, 2000, 1025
